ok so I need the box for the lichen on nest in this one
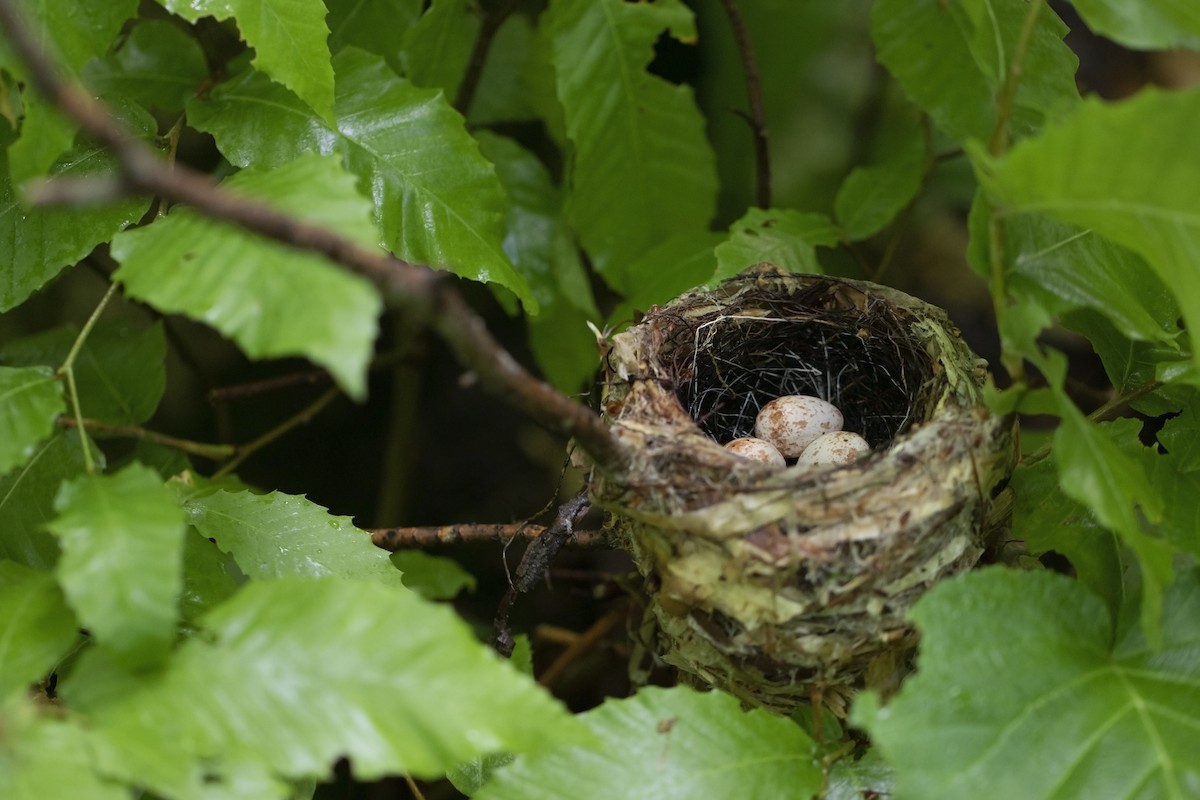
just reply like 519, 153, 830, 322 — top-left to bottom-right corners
588, 264, 1016, 713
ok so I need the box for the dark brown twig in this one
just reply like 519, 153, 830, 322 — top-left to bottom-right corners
207, 369, 330, 403
493, 490, 592, 656
370, 522, 608, 550
0, 0, 630, 476
720, 0, 770, 208
454, 0, 516, 115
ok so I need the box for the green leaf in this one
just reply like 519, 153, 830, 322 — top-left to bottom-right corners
610, 231, 723, 320
1004, 215, 1179, 345
0, 146, 150, 313
0, 367, 63, 476
82, 20, 209, 114
401, 0, 479, 97
479, 685, 820, 800
8, 97, 76, 185
1157, 405, 1200, 473
0, 433, 92, 569
712, 208, 838, 283
1012, 454, 1124, 622
328, 0, 422, 73
390, 550, 475, 600
66, 578, 586, 791
872, 0, 1078, 143
467, 14, 540, 125
187, 50, 536, 310
0, 560, 78, 696
0, 1, 136, 75
183, 487, 405, 587
445, 638, 529, 796
826, 749, 893, 800
854, 567, 1200, 800
1050, 391, 1172, 649
548, 0, 717, 289
0, 0, 138, 181
2, 320, 166, 426
178, 528, 240, 624
1064, 312, 1193, 418
47, 463, 184, 669
834, 101, 925, 240
0, 696, 127, 800
157, 0, 335, 123
111, 153, 382, 400
1068, 0, 1200, 50
977, 88, 1200, 378
1138, 409, 1200, 558
991, 294, 1173, 646
476, 131, 598, 391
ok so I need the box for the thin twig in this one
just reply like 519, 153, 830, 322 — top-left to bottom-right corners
57, 282, 121, 473
370, 523, 608, 550
1089, 380, 1163, 423
56, 417, 235, 460
493, 491, 591, 656
207, 369, 330, 403
212, 385, 342, 479
402, 774, 427, 800
537, 604, 628, 687
207, 348, 410, 404
454, 0, 516, 115
0, 0, 630, 476
720, 0, 770, 208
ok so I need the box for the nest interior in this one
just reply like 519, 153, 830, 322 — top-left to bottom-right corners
593, 266, 1015, 713
665, 278, 937, 449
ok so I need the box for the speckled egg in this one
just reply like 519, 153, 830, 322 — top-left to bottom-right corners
796, 431, 870, 467
755, 395, 844, 457
724, 436, 786, 467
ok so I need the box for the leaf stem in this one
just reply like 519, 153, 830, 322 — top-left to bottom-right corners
988, 211, 1024, 384
57, 282, 120, 473
212, 385, 342, 479
719, 0, 771, 208
988, 0, 1044, 157
1018, 378, 1164, 466
57, 417, 235, 460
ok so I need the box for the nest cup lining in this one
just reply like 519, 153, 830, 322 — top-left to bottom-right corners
664, 281, 937, 449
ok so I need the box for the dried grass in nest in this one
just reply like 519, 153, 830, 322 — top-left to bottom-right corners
589, 264, 1016, 713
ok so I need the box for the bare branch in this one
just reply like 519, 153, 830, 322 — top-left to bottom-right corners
370, 522, 609, 550
455, 0, 516, 115
720, 0, 771, 208
0, 0, 630, 475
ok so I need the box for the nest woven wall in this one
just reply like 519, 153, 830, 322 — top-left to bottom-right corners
590, 264, 1016, 713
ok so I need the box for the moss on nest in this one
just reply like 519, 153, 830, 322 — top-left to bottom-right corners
589, 264, 1016, 713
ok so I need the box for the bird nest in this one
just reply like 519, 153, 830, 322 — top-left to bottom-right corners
589, 265, 1016, 713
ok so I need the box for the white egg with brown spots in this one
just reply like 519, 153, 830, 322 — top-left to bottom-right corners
796, 431, 870, 467
754, 395, 844, 457
724, 436, 786, 467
